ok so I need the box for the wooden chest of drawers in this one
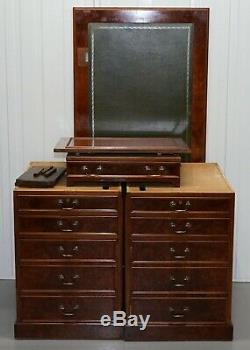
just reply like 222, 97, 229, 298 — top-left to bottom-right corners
14, 181, 123, 339
14, 163, 234, 340
125, 163, 234, 340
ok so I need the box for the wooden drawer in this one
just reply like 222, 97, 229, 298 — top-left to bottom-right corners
131, 297, 227, 323
18, 238, 116, 262
131, 241, 229, 263
18, 296, 115, 322
18, 266, 116, 291
129, 196, 231, 214
66, 156, 180, 185
16, 195, 118, 211
132, 267, 228, 292
67, 160, 179, 176
18, 216, 118, 234
129, 218, 230, 236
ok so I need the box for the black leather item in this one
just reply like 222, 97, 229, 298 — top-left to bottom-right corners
88, 23, 193, 146
15, 167, 66, 188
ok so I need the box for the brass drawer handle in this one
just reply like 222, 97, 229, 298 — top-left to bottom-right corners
57, 198, 79, 210
58, 273, 80, 286
145, 165, 151, 172
170, 221, 192, 234
81, 165, 89, 174
170, 275, 190, 287
57, 220, 80, 232
169, 247, 190, 259
169, 200, 191, 212
58, 245, 79, 258
169, 306, 189, 318
59, 304, 79, 317
96, 165, 103, 172
158, 165, 168, 174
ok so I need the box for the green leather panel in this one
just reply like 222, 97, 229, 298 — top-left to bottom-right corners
88, 23, 193, 147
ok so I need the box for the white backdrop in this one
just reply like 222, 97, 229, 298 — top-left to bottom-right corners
0, 0, 249, 280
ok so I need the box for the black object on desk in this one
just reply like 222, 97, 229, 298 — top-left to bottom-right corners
15, 166, 66, 188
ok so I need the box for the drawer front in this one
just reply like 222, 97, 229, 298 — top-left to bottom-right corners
18, 266, 116, 291
130, 218, 230, 236
17, 195, 118, 211
67, 161, 179, 176
18, 216, 118, 234
131, 297, 227, 323
19, 296, 115, 322
132, 267, 228, 292
19, 239, 116, 261
131, 241, 228, 263
129, 197, 231, 213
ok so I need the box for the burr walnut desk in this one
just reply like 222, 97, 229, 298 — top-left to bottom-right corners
13, 7, 235, 342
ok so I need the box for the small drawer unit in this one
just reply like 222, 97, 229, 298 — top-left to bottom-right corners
66, 154, 181, 186
14, 180, 123, 339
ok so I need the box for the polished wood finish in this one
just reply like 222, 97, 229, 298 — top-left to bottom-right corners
18, 265, 116, 291
15, 323, 121, 340
18, 216, 118, 233
125, 163, 234, 340
19, 238, 117, 261
18, 296, 117, 322
130, 217, 230, 236
73, 8, 209, 161
130, 197, 231, 213
132, 267, 228, 292
131, 241, 229, 263
131, 297, 228, 322
14, 176, 123, 339
125, 324, 233, 341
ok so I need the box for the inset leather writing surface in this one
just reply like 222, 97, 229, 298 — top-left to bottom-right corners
73, 8, 209, 161
88, 23, 193, 145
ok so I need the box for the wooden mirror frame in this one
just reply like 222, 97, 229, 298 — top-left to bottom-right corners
73, 7, 209, 162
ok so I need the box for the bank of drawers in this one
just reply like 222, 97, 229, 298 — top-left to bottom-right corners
14, 190, 122, 327
14, 186, 234, 338
126, 193, 234, 326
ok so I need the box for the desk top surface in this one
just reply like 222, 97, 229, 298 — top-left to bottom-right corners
15, 162, 233, 194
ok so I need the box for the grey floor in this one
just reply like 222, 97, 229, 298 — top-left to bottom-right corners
0, 281, 250, 350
